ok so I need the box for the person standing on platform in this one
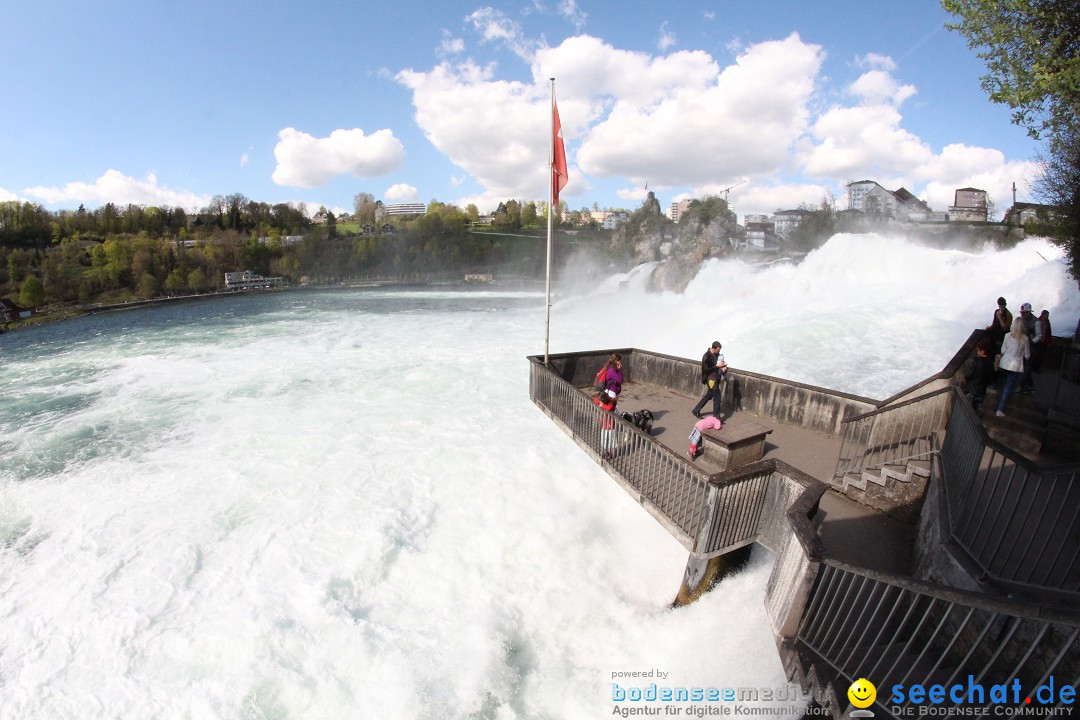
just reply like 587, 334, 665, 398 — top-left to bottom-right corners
1018, 302, 1038, 393
987, 297, 1012, 349
1031, 309, 1052, 374
593, 388, 619, 460
692, 341, 726, 419
603, 353, 624, 397
964, 339, 995, 412
995, 318, 1031, 417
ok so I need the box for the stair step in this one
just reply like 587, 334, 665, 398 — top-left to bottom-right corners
908, 459, 931, 477
984, 424, 1043, 456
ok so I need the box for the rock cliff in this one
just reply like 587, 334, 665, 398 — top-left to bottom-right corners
610, 194, 739, 293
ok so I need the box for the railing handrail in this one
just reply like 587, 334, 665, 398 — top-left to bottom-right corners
949, 386, 1080, 475
833, 385, 950, 483
820, 555, 1080, 626
840, 385, 953, 425
525, 351, 878, 405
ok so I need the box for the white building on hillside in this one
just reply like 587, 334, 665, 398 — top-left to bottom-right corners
382, 202, 426, 217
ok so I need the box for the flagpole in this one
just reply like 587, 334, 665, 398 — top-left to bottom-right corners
544, 77, 554, 366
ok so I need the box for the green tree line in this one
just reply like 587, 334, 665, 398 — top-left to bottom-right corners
1, 197, 561, 311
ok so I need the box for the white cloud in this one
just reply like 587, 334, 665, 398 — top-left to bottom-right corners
385, 183, 418, 201
914, 144, 1040, 215
398, 24, 1032, 219
857, 53, 897, 72
532, 34, 720, 107
240, 152, 250, 168
574, 33, 823, 185
466, 7, 536, 61
657, 22, 676, 51
798, 104, 933, 179
397, 60, 554, 205
439, 31, 465, 57
557, 0, 588, 33
23, 170, 211, 211
718, 181, 837, 217
850, 69, 916, 106
0, 187, 19, 202
271, 127, 405, 188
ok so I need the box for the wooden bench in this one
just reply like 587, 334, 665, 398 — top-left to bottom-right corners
700, 417, 773, 470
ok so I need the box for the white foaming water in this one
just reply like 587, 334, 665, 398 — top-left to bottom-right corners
560, 233, 1079, 398
0, 234, 1076, 719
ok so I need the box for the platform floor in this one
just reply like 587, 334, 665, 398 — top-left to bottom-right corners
611, 380, 916, 574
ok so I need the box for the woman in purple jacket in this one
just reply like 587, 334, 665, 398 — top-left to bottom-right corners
603, 353, 624, 396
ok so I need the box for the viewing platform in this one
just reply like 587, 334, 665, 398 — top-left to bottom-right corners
613, 377, 916, 575
529, 333, 1080, 719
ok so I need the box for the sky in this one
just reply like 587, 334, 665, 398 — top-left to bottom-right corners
0, 0, 1045, 221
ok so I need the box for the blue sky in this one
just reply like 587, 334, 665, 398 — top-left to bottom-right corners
0, 0, 1042, 220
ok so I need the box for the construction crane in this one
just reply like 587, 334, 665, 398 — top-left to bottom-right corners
721, 180, 746, 204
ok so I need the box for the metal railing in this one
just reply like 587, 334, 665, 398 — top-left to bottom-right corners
694, 464, 777, 556
530, 359, 712, 547
833, 387, 952, 483
797, 561, 1080, 717
529, 359, 809, 558
940, 389, 1080, 595
1052, 343, 1080, 419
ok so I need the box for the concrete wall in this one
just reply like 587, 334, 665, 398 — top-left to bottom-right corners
540, 348, 634, 390
628, 349, 877, 435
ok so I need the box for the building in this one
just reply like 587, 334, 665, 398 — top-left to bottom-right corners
669, 200, 692, 223
743, 214, 780, 252
948, 187, 989, 222
772, 209, 812, 239
382, 203, 426, 218
847, 181, 944, 222
1, 298, 30, 322
224, 271, 282, 290
256, 235, 304, 246
602, 211, 630, 230
1004, 201, 1058, 227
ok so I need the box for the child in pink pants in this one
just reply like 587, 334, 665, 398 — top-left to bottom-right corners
688, 415, 723, 459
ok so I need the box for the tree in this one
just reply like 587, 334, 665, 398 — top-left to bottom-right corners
1035, 124, 1080, 276
353, 193, 377, 225
164, 268, 188, 294
136, 271, 159, 299
188, 268, 209, 293
943, 0, 1079, 139
944, 0, 1080, 276
521, 201, 537, 227
19, 275, 45, 308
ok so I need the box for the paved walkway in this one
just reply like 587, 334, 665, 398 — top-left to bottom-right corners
614, 380, 916, 574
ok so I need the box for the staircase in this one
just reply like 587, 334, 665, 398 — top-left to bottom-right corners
839, 458, 932, 493
976, 384, 1047, 456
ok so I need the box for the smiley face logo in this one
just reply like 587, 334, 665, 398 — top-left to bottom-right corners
848, 678, 876, 709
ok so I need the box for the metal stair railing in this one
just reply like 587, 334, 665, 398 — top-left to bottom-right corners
833, 386, 952, 484
796, 560, 1080, 718
940, 388, 1080, 596
1052, 343, 1080, 419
